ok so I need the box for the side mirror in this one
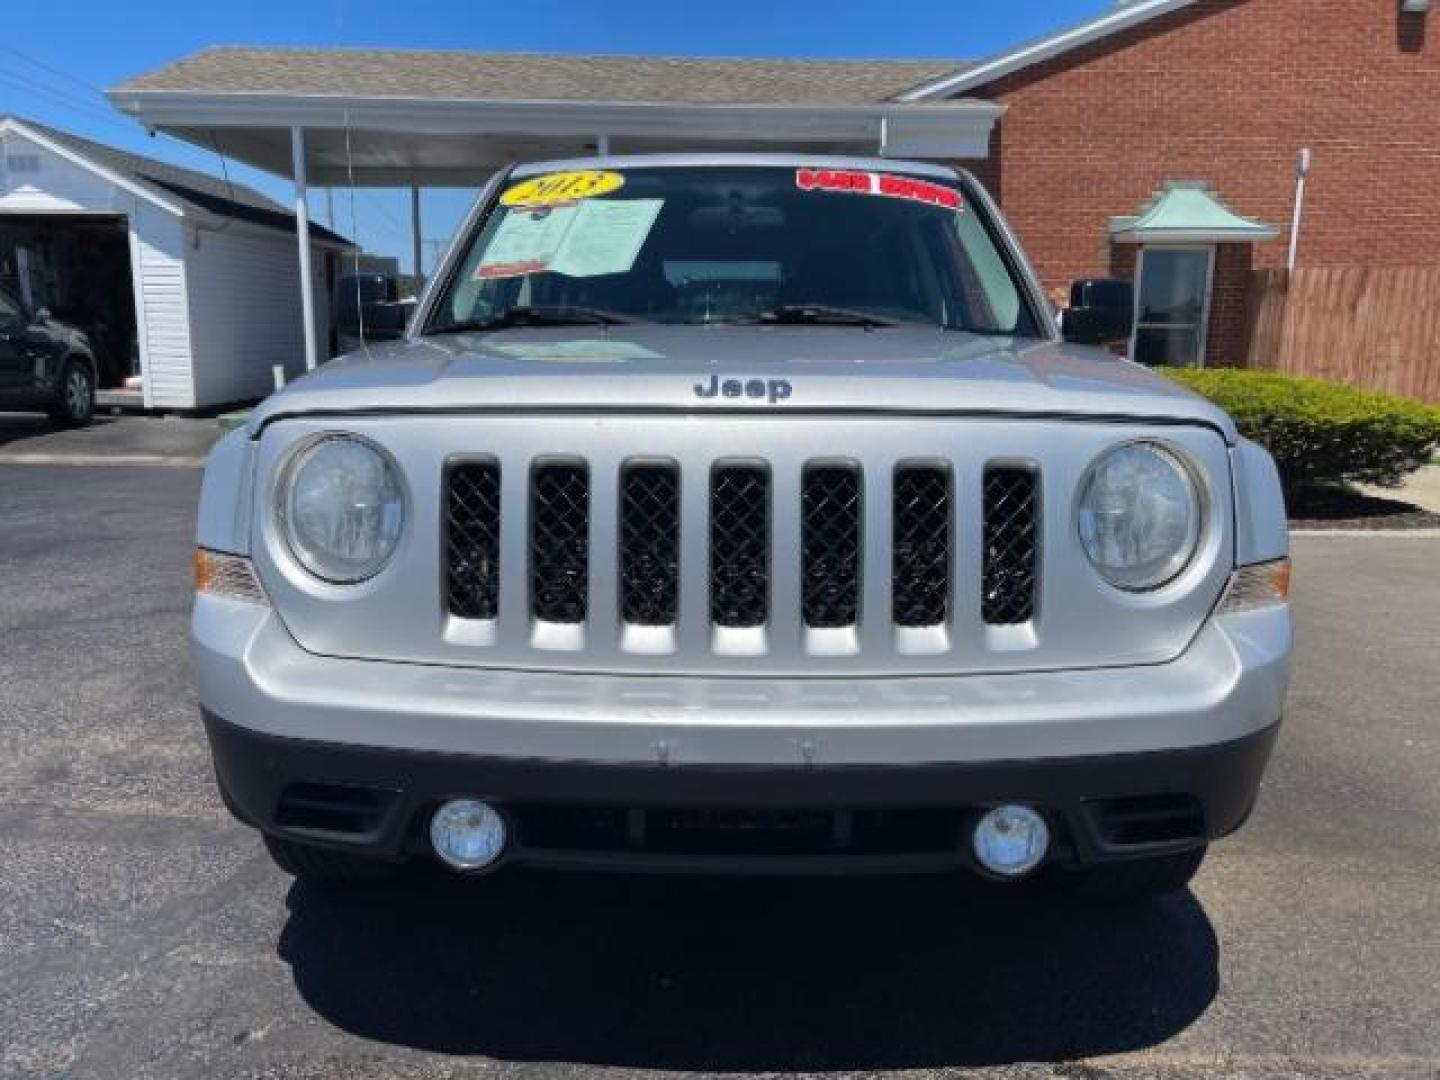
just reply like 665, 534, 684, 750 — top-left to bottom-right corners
336, 299, 410, 342
1061, 278, 1134, 347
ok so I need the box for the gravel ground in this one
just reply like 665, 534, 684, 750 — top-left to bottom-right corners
0, 464, 1437, 1080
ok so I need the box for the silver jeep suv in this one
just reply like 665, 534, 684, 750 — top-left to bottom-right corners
193, 155, 1291, 896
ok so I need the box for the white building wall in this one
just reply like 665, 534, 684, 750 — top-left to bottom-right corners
4, 122, 336, 411
184, 223, 333, 407
129, 203, 195, 409
0, 130, 127, 213
3, 125, 196, 408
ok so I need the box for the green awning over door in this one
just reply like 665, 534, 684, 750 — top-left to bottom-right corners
1110, 181, 1278, 244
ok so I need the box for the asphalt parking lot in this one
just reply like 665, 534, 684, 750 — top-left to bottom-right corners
1, 460, 1438, 1080
0, 412, 222, 466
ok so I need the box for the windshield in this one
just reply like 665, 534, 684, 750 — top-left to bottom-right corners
428, 165, 1038, 336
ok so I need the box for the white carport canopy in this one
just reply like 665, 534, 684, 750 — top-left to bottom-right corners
108, 47, 998, 370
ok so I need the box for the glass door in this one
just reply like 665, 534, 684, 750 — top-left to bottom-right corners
1131, 246, 1213, 366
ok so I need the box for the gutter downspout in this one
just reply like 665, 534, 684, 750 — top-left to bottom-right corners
1287, 148, 1311, 273
410, 184, 424, 293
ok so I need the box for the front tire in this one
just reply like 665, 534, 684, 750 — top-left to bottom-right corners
1070, 845, 1206, 899
49, 358, 95, 427
263, 833, 398, 886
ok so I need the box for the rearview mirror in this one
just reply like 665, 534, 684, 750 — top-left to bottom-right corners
1061, 278, 1134, 347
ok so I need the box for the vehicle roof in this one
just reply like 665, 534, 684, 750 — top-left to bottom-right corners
508, 153, 963, 180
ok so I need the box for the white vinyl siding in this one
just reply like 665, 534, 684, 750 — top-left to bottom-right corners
185, 224, 327, 406
130, 202, 194, 408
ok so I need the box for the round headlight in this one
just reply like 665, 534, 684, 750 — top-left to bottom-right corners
278, 434, 405, 583
1078, 441, 1201, 591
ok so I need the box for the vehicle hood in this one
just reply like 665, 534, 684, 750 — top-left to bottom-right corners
248, 326, 1236, 440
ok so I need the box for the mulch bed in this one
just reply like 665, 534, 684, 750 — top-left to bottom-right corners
1288, 485, 1440, 530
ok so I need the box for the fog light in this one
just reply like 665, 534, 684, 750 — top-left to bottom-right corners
430, 799, 507, 871
972, 804, 1050, 878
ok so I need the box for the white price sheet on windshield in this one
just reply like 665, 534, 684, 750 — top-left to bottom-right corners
476, 199, 664, 280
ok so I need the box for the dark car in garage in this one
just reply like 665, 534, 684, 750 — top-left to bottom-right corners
0, 286, 96, 426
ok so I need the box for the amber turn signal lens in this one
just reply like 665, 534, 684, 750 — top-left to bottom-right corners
193, 548, 269, 605
192, 548, 214, 593
1217, 557, 1292, 614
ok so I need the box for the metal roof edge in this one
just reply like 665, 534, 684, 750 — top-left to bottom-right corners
106, 88, 1005, 117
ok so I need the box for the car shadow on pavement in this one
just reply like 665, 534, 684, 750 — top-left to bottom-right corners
0, 412, 109, 447
278, 868, 1217, 1070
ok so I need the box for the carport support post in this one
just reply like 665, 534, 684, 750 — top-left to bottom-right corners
410, 184, 424, 292
290, 126, 318, 372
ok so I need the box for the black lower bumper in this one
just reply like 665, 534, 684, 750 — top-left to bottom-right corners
203, 710, 1279, 874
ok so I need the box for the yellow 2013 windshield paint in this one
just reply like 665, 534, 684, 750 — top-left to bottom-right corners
500, 170, 626, 208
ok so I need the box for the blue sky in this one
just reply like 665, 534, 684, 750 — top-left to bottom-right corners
4, 0, 1109, 269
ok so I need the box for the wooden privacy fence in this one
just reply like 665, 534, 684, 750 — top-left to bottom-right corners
1244, 266, 1440, 403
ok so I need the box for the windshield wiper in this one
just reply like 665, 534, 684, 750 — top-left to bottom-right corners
756, 304, 905, 329
428, 305, 637, 335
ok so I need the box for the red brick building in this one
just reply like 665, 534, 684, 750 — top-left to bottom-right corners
901, 0, 1440, 366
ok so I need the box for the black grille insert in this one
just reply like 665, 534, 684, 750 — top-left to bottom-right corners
445, 462, 501, 619
802, 466, 862, 628
892, 465, 951, 627
620, 464, 680, 625
710, 465, 770, 628
1090, 793, 1205, 847
510, 804, 962, 857
275, 782, 393, 837
531, 462, 590, 624
983, 466, 1038, 625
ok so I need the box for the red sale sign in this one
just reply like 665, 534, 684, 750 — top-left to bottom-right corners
795, 168, 963, 210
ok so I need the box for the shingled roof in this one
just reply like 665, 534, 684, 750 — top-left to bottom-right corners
4, 116, 350, 246
113, 47, 965, 105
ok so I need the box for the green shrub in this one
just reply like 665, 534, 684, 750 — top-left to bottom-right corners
1161, 367, 1440, 492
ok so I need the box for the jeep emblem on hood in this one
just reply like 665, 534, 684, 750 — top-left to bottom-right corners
693, 375, 793, 404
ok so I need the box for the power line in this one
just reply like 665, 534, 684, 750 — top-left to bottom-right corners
1, 44, 413, 258
0, 45, 108, 97
0, 69, 136, 135
0, 47, 126, 131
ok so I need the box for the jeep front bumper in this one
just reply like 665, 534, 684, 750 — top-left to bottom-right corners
194, 597, 1289, 873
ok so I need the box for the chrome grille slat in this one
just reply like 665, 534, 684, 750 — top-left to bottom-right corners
857, 462, 895, 655
675, 459, 713, 655
768, 461, 804, 653
585, 458, 621, 647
